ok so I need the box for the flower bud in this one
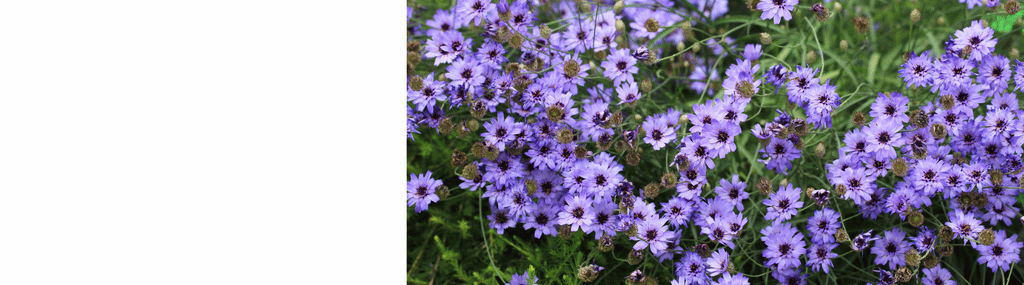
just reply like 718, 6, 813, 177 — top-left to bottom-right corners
644, 18, 660, 33
990, 169, 1004, 185
598, 235, 614, 252
509, 33, 524, 49
811, 188, 830, 207
756, 177, 772, 195
835, 184, 847, 196
923, 253, 939, 268
694, 244, 711, 258
853, 16, 870, 33
661, 172, 678, 189
905, 249, 921, 267
910, 9, 921, 23
930, 123, 947, 139
835, 229, 850, 243
853, 112, 866, 127
409, 76, 424, 91
812, 3, 831, 21
1008, 0, 1022, 15
908, 210, 924, 227
485, 145, 499, 160
640, 80, 653, 94
578, 264, 599, 282
727, 262, 736, 275
893, 157, 909, 177
558, 225, 573, 239
692, 42, 701, 53
978, 228, 995, 246
895, 266, 912, 283
628, 249, 643, 265
938, 245, 953, 257
759, 32, 772, 45
939, 225, 954, 242
539, 24, 552, 39
625, 150, 641, 166
613, 0, 624, 13
557, 128, 575, 143
643, 183, 661, 200
747, 0, 761, 11
833, 2, 842, 13
575, 145, 588, 159
937, 16, 947, 26
815, 142, 827, 158
435, 185, 449, 200
1011, 47, 1020, 60
615, 19, 626, 34
439, 117, 453, 134
840, 39, 849, 51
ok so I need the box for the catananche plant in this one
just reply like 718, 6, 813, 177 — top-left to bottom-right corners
407, 0, 1024, 284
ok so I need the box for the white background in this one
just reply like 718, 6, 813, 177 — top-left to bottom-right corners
0, 1, 403, 284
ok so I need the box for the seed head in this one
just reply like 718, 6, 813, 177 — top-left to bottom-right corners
835, 229, 850, 243
628, 249, 643, 265
895, 266, 912, 283
509, 33, 524, 49
922, 253, 939, 268
539, 24, 552, 39
435, 185, 449, 200
661, 172, 678, 189
892, 157, 909, 177
840, 39, 849, 51
1007, 0, 1021, 15
853, 16, 870, 34
451, 149, 467, 167
439, 117, 453, 134
409, 76, 424, 91
598, 235, 614, 252
907, 210, 924, 227
905, 249, 921, 267
979, 228, 995, 246
909, 109, 928, 129
615, 19, 626, 34
835, 184, 848, 196
547, 106, 566, 122
557, 128, 575, 143
990, 169, 1004, 185
853, 112, 866, 127
759, 32, 772, 45
930, 123, 947, 139
937, 16, 947, 26
640, 79, 653, 94
625, 150, 641, 166
833, 2, 842, 13
910, 9, 921, 23
1011, 47, 1021, 60
694, 244, 711, 258
756, 177, 773, 195
575, 145, 589, 159
563, 60, 580, 78
939, 225, 954, 242
738, 80, 756, 98
577, 264, 599, 282
643, 183, 661, 200
747, 0, 761, 11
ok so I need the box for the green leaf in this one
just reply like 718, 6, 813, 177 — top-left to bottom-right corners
985, 10, 1024, 33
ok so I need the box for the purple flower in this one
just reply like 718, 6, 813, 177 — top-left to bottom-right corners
662, 197, 696, 228
632, 217, 676, 255
806, 208, 840, 243
456, 0, 496, 26
757, 0, 797, 24
408, 72, 447, 112
851, 229, 880, 252
807, 241, 838, 273
446, 58, 486, 88
706, 248, 729, 277
869, 92, 910, 125
871, 229, 909, 270
899, 51, 934, 88
759, 137, 801, 174
506, 270, 539, 285
786, 65, 820, 106
945, 209, 983, 245
760, 221, 806, 269
557, 195, 595, 232
763, 183, 803, 221
701, 120, 742, 158
952, 20, 996, 62
674, 251, 710, 285
643, 116, 677, 150
863, 119, 904, 159
616, 80, 641, 104
909, 157, 951, 197
482, 112, 523, 152
407, 171, 442, 213
711, 272, 749, 285
488, 205, 517, 234
601, 48, 639, 86
973, 230, 1023, 272
1014, 60, 1024, 93
934, 54, 974, 91
714, 174, 749, 211
523, 202, 559, 238
921, 267, 956, 285
977, 54, 1011, 95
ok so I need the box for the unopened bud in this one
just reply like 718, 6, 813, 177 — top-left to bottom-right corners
756, 177, 772, 195
1011, 47, 1021, 60
643, 183, 661, 200
931, 123, 947, 139
923, 254, 939, 268
436, 185, 449, 200
911, 9, 921, 23
1008, 0, 1022, 15
939, 225, 954, 242
558, 224, 573, 239
760, 32, 772, 45
409, 76, 424, 91
979, 228, 995, 246
815, 142, 826, 158
853, 112, 866, 127
853, 16, 870, 34
835, 229, 850, 243
959, 45, 973, 59
692, 42, 701, 53
895, 266, 912, 283
833, 2, 842, 13
525, 179, 538, 196
439, 117, 453, 134
625, 150, 641, 166
628, 249, 643, 265
908, 210, 924, 227
563, 59, 580, 78
471, 142, 487, 158
613, 0, 624, 13
835, 184, 847, 196
615, 19, 626, 34
905, 249, 922, 267
937, 16, 947, 26
661, 172, 678, 189
640, 79, 653, 94
540, 24, 552, 39
509, 34, 524, 49
578, 264, 599, 282
893, 158, 909, 177
747, 0, 761, 11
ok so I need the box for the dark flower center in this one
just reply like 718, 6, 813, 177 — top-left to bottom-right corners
686, 170, 698, 180
671, 206, 682, 214
886, 243, 897, 253
498, 161, 510, 171
596, 212, 609, 224
713, 228, 724, 239
730, 223, 741, 232
992, 67, 1003, 77
970, 37, 981, 45
535, 213, 549, 225
441, 23, 450, 31
816, 247, 827, 257
729, 188, 739, 199
725, 111, 737, 121
461, 69, 473, 79
495, 212, 509, 224
778, 200, 790, 210
416, 186, 428, 196
652, 130, 663, 141
645, 229, 658, 240
948, 175, 960, 185
914, 66, 925, 74
957, 92, 969, 103
774, 143, 786, 154
924, 170, 936, 180
855, 142, 866, 151
992, 245, 1003, 256
717, 131, 729, 143
849, 179, 862, 188
878, 132, 891, 143
779, 244, 792, 255
572, 207, 585, 218
695, 146, 707, 157
960, 224, 972, 234
451, 41, 462, 52
616, 61, 627, 70
577, 32, 586, 40
595, 175, 607, 186
495, 128, 507, 138
874, 161, 885, 169
885, 105, 896, 115
541, 182, 553, 195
